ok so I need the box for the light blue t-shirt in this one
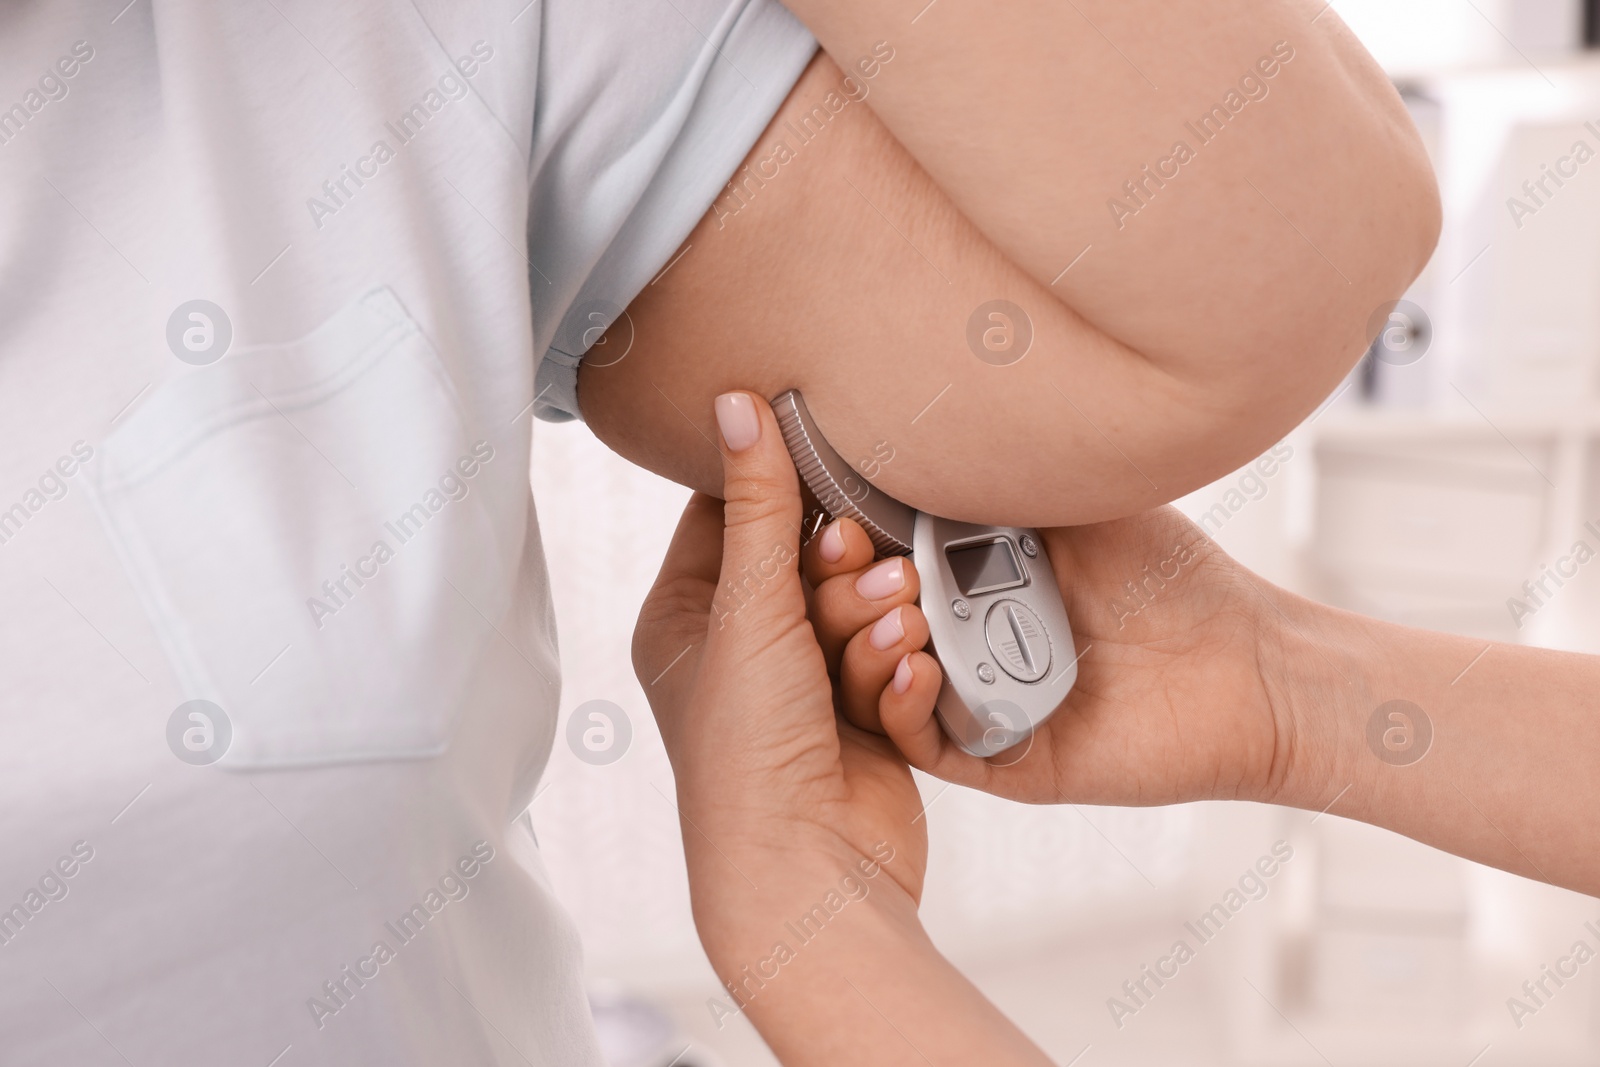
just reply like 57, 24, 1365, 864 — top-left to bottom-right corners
531, 0, 818, 423
0, 2, 813, 1064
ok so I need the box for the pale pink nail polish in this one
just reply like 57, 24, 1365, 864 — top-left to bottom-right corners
818, 521, 847, 563
892, 654, 914, 694
714, 392, 760, 452
869, 606, 905, 651
855, 558, 905, 601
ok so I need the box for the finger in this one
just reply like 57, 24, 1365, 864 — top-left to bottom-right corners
878, 651, 946, 763
839, 604, 930, 731
800, 516, 876, 587
879, 654, 1041, 797
810, 555, 922, 672
706, 392, 807, 642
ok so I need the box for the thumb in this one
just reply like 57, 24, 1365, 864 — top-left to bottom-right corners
708, 391, 806, 638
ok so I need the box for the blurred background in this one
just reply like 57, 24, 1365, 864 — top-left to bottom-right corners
532, 2, 1600, 1063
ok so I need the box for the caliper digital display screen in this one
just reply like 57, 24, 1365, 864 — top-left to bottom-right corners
945, 538, 1025, 596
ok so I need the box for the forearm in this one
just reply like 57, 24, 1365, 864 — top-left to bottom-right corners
783, 0, 1440, 384
1264, 590, 1600, 897
688, 844, 1052, 1066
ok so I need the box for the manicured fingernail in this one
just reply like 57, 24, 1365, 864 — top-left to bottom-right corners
818, 520, 846, 563
714, 392, 761, 452
855, 558, 905, 601
869, 606, 905, 651
892, 654, 914, 694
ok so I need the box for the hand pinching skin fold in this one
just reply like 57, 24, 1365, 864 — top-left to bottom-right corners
632, 391, 1054, 1066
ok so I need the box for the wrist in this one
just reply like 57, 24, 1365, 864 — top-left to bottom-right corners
1252, 585, 1378, 813
687, 837, 940, 1046
685, 839, 1052, 1065
686, 832, 922, 979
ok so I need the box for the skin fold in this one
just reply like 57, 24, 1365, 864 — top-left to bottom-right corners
580, 1, 1439, 526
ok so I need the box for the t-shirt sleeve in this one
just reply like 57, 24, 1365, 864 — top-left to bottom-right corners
526, 0, 817, 423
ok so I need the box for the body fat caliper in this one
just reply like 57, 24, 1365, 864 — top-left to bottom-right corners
773, 390, 1077, 758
